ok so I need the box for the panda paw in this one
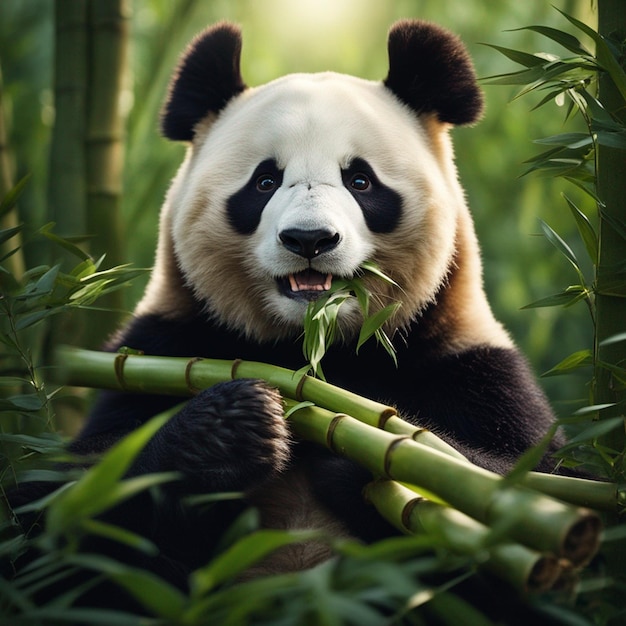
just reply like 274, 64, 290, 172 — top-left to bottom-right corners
161, 379, 291, 491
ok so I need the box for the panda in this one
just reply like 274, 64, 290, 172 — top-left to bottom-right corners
16, 19, 565, 603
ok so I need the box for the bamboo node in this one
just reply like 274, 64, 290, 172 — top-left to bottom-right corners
383, 437, 411, 478
114, 353, 128, 390
231, 358, 243, 380
185, 357, 204, 395
327, 414, 348, 451
295, 371, 309, 402
401, 495, 423, 531
378, 407, 398, 428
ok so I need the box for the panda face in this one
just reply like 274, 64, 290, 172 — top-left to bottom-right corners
168, 72, 462, 340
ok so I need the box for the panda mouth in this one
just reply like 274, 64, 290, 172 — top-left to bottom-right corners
278, 269, 332, 301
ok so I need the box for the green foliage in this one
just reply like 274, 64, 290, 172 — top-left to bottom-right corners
301, 262, 400, 379
486, 9, 626, 482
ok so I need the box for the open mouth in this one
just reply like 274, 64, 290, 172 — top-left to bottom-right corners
277, 269, 332, 301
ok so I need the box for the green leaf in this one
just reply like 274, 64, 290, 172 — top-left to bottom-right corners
190, 529, 323, 596
521, 287, 587, 309
542, 349, 593, 377
0, 174, 31, 219
481, 43, 549, 68
567, 417, 624, 445
357, 303, 400, 353
39, 223, 91, 262
0, 224, 23, 246
558, 9, 626, 103
46, 412, 171, 532
539, 219, 583, 276
80, 518, 159, 556
600, 332, 626, 347
563, 194, 598, 263
513, 24, 589, 56
534, 133, 593, 149
67, 553, 186, 619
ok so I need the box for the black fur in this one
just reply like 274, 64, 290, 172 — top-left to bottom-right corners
227, 159, 284, 234
341, 158, 403, 233
161, 22, 246, 141
384, 20, 484, 125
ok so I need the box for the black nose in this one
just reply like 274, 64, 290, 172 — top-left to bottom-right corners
279, 228, 340, 259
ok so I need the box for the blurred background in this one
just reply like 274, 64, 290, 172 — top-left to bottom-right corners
0, 0, 596, 412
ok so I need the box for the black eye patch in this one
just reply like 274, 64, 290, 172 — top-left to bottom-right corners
227, 159, 284, 235
341, 158, 402, 233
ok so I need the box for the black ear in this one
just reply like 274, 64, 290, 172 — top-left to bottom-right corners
161, 22, 247, 141
384, 20, 483, 125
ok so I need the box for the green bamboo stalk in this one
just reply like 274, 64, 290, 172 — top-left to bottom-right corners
54, 346, 625, 513
55, 346, 603, 565
83, 0, 130, 346
287, 401, 600, 567
48, 0, 88, 240
0, 66, 24, 279
364, 480, 562, 595
594, 0, 626, 453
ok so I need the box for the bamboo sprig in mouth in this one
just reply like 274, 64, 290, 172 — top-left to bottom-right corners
301, 261, 402, 379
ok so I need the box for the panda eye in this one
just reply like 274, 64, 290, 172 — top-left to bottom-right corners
256, 174, 277, 192
350, 174, 371, 191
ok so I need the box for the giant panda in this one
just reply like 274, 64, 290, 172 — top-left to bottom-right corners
17, 19, 565, 605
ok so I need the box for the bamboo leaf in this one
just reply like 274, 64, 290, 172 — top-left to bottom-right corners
46, 412, 171, 532
512, 25, 589, 56
481, 43, 549, 68
80, 518, 158, 556
534, 133, 593, 149
190, 529, 323, 596
67, 553, 186, 619
0, 225, 23, 246
39, 223, 91, 262
357, 303, 400, 353
562, 194, 598, 263
567, 417, 624, 445
558, 9, 626, 102
0, 174, 31, 219
539, 219, 583, 275
542, 350, 593, 377
521, 287, 587, 309
600, 332, 626, 347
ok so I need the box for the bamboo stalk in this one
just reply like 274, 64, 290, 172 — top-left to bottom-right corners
54, 346, 624, 513
48, 0, 88, 240
364, 480, 562, 594
285, 401, 601, 567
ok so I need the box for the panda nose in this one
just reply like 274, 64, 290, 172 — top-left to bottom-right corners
279, 228, 340, 259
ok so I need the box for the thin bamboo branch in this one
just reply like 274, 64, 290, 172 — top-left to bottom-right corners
364, 480, 563, 595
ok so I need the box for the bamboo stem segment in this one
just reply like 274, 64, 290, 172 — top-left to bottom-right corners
54, 346, 623, 514
364, 480, 562, 595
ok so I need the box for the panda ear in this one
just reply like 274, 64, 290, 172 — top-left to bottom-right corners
161, 22, 247, 141
384, 20, 483, 125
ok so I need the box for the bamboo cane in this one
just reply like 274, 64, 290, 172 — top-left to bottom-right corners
285, 401, 600, 567
55, 345, 605, 567
55, 346, 624, 513
364, 480, 562, 595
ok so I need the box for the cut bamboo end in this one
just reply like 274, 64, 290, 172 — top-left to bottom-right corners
525, 553, 563, 594
562, 514, 603, 567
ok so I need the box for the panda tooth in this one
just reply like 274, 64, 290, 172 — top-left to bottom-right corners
288, 274, 300, 292
324, 274, 332, 290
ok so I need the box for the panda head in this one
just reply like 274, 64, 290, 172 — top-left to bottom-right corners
139, 20, 508, 348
